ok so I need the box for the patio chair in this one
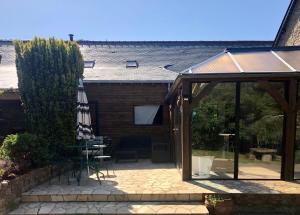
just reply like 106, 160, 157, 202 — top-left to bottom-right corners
93, 137, 116, 177
48, 145, 75, 185
64, 140, 104, 186
63, 141, 88, 186
83, 139, 105, 184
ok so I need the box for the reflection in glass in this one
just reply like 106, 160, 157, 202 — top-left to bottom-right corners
295, 119, 300, 179
174, 102, 182, 170
295, 83, 300, 179
191, 83, 235, 179
239, 82, 283, 179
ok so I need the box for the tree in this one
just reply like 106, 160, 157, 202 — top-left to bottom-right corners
14, 38, 83, 158
192, 82, 284, 152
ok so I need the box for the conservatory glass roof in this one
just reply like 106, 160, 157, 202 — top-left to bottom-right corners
183, 47, 300, 74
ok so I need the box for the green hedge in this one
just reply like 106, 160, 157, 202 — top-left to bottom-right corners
14, 38, 83, 159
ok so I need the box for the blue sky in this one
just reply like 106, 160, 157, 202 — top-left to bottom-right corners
0, 0, 290, 41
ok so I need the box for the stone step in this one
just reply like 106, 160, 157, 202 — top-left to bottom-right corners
9, 202, 209, 215
22, 193, 202, 202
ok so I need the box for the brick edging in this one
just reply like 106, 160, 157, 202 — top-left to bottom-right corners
0, 165, 60, 215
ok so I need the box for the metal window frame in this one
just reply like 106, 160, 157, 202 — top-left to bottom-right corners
84, 60, 96, 68
126, 60, 139, 68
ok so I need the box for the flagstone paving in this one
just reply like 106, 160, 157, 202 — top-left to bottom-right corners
9, 160, 300, 215
22, 161, 206, 202
9, 202, 209, 215
22, 160, 300, 202
192, 180, 300, 194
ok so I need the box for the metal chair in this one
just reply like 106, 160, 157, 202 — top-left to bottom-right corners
93, 137, 115, 177
84, 139, 105, 184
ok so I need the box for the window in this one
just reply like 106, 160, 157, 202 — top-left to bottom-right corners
0, 55, 2, 64
164, 64, 173, 70
134, 105, 163, 125
84, 60, 95, 68
126, 60, 138, 68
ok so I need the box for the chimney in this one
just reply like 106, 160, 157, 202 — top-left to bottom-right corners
68, 34, 74, 41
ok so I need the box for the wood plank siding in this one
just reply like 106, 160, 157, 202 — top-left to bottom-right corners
0, 99, 25, 141
0, 83, 171, 150
84, 83, 170, 146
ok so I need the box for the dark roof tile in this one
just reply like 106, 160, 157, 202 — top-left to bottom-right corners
0, 40, 272, 89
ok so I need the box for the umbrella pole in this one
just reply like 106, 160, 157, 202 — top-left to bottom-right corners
86, 141, 90, 175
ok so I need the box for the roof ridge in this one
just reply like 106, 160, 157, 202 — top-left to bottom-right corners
77, 40, 272, 46
0, 40, 273, 46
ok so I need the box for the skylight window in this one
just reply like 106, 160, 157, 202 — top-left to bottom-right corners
126, 60, 138, 68
164, 64, 173, 70
84, 60, 95, 68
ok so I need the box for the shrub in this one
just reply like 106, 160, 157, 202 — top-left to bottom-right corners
0, 159, 22, 181
0, 133, 49, 168
14, 38, 83, 159
206, 194, 225, 208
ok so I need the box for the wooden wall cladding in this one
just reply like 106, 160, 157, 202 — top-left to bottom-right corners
84, 83, 170, 145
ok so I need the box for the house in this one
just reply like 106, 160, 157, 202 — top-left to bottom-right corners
0, 40, 272, 159
274, 0, 300, 46
1, 0, 300, 182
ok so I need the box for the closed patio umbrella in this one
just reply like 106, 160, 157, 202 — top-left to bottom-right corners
77, 78, 94, 174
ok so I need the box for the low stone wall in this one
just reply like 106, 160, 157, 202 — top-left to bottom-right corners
213, 193, 300, 214
0, 166, 58, 215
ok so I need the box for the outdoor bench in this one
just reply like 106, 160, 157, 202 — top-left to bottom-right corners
115, 136, 152, 162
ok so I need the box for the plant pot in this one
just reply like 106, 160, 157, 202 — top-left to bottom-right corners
205, 198, 233, 215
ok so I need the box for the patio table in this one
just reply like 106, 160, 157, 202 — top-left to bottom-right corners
66, 143, 107, 185
249, 148, 277, 161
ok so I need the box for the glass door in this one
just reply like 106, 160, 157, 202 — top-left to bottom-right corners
238, 82, 284, 179
191, 83, 235, 179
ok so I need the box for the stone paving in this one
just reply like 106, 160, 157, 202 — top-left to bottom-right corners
22, 160, 206, 202
23, 160, 300, 198
9, 202, 208, 215
9, 160, 300, 215
193, 180, 300, 194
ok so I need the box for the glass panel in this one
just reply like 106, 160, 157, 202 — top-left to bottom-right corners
232, 51, 291, 72
275, 50, 300, 71
174, 101, 182, 170
239, 82, 284, 179
84, 60, 95, 68
134, 105, 162, 125
191, 53, 239, 74
295, 82, 300, 179
191, 83, 235, 179
192, 82, 209, 98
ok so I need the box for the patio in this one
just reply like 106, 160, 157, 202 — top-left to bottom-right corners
8, 160, 300, 215
22, 160, 300, 198
21, 160, 205, 202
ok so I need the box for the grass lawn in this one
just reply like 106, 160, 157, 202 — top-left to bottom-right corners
192, 149, 281, 164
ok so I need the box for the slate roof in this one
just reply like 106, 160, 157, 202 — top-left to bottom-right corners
0, 40, 272, 89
